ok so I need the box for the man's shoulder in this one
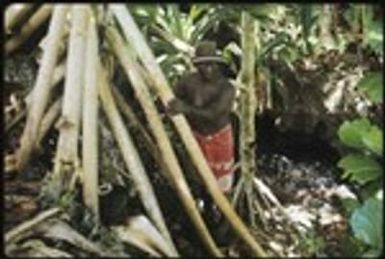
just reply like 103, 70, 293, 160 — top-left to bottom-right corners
220, 78, 235, 89
175, 72, 200, 87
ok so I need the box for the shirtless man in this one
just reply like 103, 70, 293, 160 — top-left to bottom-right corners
166, 41, 236, 193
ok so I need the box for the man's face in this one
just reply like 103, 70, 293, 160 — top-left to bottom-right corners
196, 62, 218, 80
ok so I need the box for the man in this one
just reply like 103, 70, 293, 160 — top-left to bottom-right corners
166, 41, 236, 194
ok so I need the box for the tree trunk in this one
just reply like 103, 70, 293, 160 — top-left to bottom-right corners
106, 25, 221, 257
17, 5, 69, 172
54, 5, 88, 176
6, 5, 53, 54
110, 4, 267, 257
82, 11, 99, 223
98, 64, 179, 257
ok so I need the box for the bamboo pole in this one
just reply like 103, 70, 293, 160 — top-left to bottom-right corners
7, 62, 65, 135
239, 12, 258, 227
54, 5, 88, 176
112, 87, 155, 146
82, 11, 99, 223
113, 215, 176, 257
6, 5, 53, 55
17, 5, 69, 172
5, 109, 26, 133
37, 97, 62, 146
112, 86, 173, 184
110, 5, 267, 256
36, 28, 69, 65
25, 62, 66, 108
106, 26, 222, 257
98, 64, 179, 257
5, 207, 61, 244
5, 3, 36, 34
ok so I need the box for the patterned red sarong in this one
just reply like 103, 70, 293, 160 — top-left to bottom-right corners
193, 124, 235, 192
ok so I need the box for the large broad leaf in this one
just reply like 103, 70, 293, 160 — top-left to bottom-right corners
350, 193, 383, 252
338, 118, 383, 155
362, 5, 383, 56
362, 125, 383, 156
338, 118, 372, 149
338, 154, 382, 184
357, 72, 383, 104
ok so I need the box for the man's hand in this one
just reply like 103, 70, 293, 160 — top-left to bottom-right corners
166, 98, 185, 116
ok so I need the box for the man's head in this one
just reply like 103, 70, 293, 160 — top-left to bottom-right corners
192, 41, 226, 80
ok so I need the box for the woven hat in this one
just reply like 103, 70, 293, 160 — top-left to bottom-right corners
192, 41, 226, 65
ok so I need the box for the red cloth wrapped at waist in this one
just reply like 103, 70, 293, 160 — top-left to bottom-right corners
193, 124, 235, 179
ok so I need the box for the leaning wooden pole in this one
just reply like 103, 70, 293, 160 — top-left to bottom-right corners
17, 5, 69, 172
112, 86, 169, 179
106, 26, 222, 257
54, 5, 88, 179
98, 64, 179, 257
25, 61, 66, 107
37, 97, 62, 146
6, 5, 53, 55
5, 3, 36, 34
110, 5, 267, 257
82, 11, 99, 223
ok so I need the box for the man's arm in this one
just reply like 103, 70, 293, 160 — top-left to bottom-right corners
166, 75, 189, 115
174, 74, 189, 99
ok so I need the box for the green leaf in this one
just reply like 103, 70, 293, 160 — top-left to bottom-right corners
338, 154, 382, 184
361, 180, 383, 201
363, 249, 382, 257
362, 125, 383, 156
338, 118, 372, 149
350, 195, 383, 250
362, 6, 383, 55
341, 198, 360, 215
357, 72, 383, 104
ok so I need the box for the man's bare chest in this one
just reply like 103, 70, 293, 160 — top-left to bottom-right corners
185, 81, 222, 107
